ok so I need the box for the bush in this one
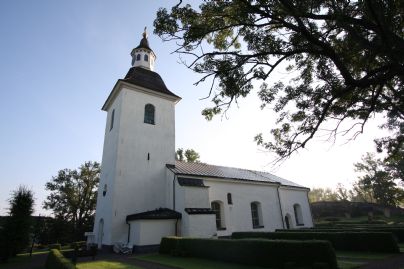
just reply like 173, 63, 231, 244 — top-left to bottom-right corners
45, 249, 75, 269
48, 243, 61, 250
233, 232, 399, 253
279, 227, 404, 242
160, 237, 338, 269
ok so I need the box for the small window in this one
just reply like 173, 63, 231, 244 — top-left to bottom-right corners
136, 54, 141, 61
227, 193, 232, 205
144, 104, 155, 124
294, 203, 304, 226
102, 184, 107, 197
251, 202, 263, 228
211, 201, 225, 230
144, 54, 149, 61
110, 109, 115, 131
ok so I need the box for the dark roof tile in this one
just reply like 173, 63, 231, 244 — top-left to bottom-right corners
185, 208, 215, 215
177, 177, 207, 187
167, 161, 305, 188
126, 208, 181, 221
123, 67, 180, 99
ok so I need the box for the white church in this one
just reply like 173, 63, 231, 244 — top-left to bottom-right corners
89, 30, 313, 252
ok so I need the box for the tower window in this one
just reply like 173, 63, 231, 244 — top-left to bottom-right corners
144, 54, 149, 61
227, 193, 232, 205
110, 109, 115, 131
144, 104, 155, 124
136, 54, 141, 61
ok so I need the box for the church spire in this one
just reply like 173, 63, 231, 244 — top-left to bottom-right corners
130, 27, 156, 71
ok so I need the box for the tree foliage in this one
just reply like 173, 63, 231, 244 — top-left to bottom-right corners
1, 186, 34, 260
154, 0, 404, 161
176, 148, 201, 162
44, 161, 100, 241
354, 153, 404, 206
309, 184, 351, 202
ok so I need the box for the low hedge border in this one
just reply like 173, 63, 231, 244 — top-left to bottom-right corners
232, 232, 400, 253
277, 228, 404, 242
45, 249, 75, 269
160, 237, 338, 269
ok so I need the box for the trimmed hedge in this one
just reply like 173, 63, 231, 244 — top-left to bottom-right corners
278, 228, 404, 242
45, 249, 75, 269
160, 237, 338, 269
232, 232, 399, 253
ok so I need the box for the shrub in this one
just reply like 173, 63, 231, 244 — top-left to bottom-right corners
278, 227, 404, 242
48, 243, 61, 250
45, 249, 75, 269
160, 237, 338, 269
233, 232, 399, 253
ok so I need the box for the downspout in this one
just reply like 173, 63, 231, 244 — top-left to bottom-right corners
306, 190, 314, 227
172, 173, 178, 236
172, 174, 176, 210
126, 220, 130, 244
276, 184, 285, 229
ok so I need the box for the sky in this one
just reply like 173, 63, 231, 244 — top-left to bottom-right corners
0, 0, 389, 216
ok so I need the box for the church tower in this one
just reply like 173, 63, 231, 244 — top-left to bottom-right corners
92, 29, 181, 248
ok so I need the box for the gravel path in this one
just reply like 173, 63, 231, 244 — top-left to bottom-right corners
359, 253, 404, 269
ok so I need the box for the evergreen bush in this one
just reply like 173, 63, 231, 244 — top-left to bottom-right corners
45, 249, 75, 269
233, 231, 399, 252
160, 237, 338, 269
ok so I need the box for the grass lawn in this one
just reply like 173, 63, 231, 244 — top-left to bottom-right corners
77, 260, 142, 269
136, 254, 269, 269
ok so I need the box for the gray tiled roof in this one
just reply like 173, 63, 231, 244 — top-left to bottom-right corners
122, 67, 180, 99
167, 161, 306, 189
126, 208, 181, 221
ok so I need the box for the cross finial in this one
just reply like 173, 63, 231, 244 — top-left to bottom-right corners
143, 27, 147, 38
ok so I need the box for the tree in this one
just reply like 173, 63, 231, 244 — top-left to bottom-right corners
44, 161, 100, 241
354, 153, 404, 206
176, 148, 201, 162
1, 186, 34, 260
309, 187, 339, 203
154, 1, 404, 162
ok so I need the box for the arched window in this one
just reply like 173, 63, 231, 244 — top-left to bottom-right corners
251, 202, 263, 228
144, 54, 149, 61
211, 201, 225, 230
136, 54, 141, 61
293, 203, 304, 226
144, 104, 155, 124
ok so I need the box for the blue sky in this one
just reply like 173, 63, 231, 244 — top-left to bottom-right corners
0, 1, 387, 215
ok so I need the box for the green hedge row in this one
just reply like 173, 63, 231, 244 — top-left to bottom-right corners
160, 237, 338, 269
232, 232, 399, 253
279, 228, 404, 242
45, 249, 75, 269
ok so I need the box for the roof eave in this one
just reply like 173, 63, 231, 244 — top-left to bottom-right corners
102, 80, 182, 111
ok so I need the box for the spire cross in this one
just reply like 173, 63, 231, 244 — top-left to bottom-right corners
143, 27, 148, 38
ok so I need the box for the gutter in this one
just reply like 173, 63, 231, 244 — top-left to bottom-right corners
172, 173, 178, 236
306, 191, 315, 227
126, 220, 131, 244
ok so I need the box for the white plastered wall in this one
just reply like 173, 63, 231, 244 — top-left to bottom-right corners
204, 179, 285, 236
129, 219, 177, 246
279, 187, 313, 228
93, 82, 177, 246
